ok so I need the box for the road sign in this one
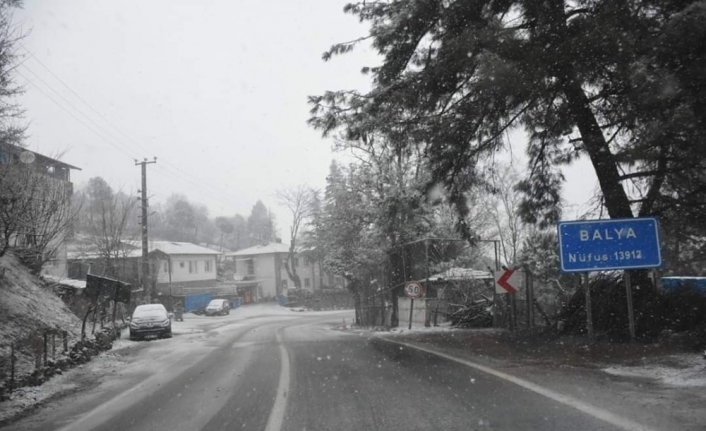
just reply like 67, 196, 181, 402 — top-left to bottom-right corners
557, 217, 662, 273
404, 281, 424, 299
495, 269, 521, 294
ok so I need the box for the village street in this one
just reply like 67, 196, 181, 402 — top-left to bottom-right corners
3, 303, 703, 431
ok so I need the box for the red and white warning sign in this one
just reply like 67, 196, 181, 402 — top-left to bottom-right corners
494, 269, 522, 294
404, 281, 424, 299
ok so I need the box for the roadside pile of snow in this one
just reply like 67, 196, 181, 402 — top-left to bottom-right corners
604, 354, 706, 387
0, 252, 81, 385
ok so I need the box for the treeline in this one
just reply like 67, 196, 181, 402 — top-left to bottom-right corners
72, 177, 277, 252
309, 0, 706, 278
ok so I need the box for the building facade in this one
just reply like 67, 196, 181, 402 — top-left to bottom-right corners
224, 242, 347, 299
0, 143, 80, 277
150, 241, 221, 295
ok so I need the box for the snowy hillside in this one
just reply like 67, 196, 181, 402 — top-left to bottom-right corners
0, 252, 81, 380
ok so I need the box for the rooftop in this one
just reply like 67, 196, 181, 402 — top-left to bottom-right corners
428, 267, 494, 282
145, 241, 222, 256
68, 240, 222, 259
0, 144, 81, 171
226, 242, 292, 257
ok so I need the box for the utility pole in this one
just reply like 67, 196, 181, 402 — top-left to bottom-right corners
136, 157, 157, 302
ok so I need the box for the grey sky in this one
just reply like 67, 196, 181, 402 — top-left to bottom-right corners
13, 0, 597, 231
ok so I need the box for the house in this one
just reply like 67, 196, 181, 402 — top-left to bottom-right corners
148, 241, 222, 296
0, 144, 81, 278
65, 240, 222, 298
223, 241, 347, 299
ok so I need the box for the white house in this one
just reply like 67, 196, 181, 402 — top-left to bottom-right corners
148, 241, 222, 295
223, 242, 347, 299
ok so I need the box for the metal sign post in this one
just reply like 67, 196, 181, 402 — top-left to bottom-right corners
584, 273, 593, 341
625, 271, 635, 342
525, 268, 534, 328
494, 269, 521, 331
404, 281, 424, 330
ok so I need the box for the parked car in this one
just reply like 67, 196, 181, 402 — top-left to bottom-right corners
129, 304, 172, 340
205, 299, 230, 316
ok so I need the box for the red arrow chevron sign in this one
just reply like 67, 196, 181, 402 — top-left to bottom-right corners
494, 269, 521, 294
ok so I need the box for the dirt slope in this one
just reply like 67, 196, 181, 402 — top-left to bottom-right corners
0, 252, 81, 379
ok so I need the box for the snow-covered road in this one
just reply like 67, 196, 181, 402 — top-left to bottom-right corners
3, 303, 703, 431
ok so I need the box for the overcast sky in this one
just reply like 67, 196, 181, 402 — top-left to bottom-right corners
13, 0, 597, 233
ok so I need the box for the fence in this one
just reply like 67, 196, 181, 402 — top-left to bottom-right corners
184, 293, 212, 313
354, 237, 564, 330
353, 238, 502, 328
1, 328, 70, 396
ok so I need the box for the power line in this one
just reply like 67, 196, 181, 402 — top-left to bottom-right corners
20, 45, 148, 156
19, 63, 143, 157
16, 69, 136, 161
21, 46, 242, 199
19, 47, 248, 205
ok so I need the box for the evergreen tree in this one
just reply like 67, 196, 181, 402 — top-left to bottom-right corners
309, 0, 706, 239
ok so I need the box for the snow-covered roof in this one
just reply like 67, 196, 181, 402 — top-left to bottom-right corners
69, 240, 221, 260
43, 275, 87, 289
146, 241, 222, 256
428, 267, 493, 282
226, 242, 292, 257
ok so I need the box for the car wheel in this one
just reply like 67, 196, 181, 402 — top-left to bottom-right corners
163, 332, 172, 339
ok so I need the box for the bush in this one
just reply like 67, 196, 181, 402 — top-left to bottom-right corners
558, 273, 706, 348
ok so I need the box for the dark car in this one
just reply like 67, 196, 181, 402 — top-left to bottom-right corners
129, 304, 172, 340
205, 299, 230, 316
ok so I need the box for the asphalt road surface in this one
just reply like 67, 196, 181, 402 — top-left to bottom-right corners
5, 304, 645, 431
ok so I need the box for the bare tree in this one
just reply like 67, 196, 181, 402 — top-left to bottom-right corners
76, 179, 138, 278
0, 155, 78, 272
486, 163, 529, 267
276, 184, 315, 289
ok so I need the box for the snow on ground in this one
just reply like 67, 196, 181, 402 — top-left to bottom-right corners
0, 349, 126, 424
1, 302, 353, 425
603, 354, 706, 387
0, 252, 82, 379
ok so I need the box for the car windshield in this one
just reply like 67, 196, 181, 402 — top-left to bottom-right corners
2, 1, 706, 431
132, 306, 166, 319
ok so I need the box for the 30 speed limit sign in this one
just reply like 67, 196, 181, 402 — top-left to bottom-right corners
404, 281, 424, 299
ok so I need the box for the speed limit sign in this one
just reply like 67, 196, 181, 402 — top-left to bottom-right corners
404, 281, 424, 299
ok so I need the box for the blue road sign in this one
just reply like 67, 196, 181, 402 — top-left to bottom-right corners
557, 217, 662, 273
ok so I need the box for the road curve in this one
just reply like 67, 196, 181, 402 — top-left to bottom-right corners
4, 305, 640, 431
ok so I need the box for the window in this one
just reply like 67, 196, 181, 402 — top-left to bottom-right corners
189, 261, 198, 273
304, 278, 310, 288
247, 259, 254, 275
205, 260, 212, 272
293, 257, 299, 268
180, 261, 185, 269
163, 261, 168, 273
282, 279, 288, 289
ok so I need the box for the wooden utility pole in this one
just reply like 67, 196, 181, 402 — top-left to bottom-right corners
136, 157, 157, 302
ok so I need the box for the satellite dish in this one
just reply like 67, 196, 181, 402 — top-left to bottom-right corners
19, 151, 36, 164
233, 274, 244, 281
